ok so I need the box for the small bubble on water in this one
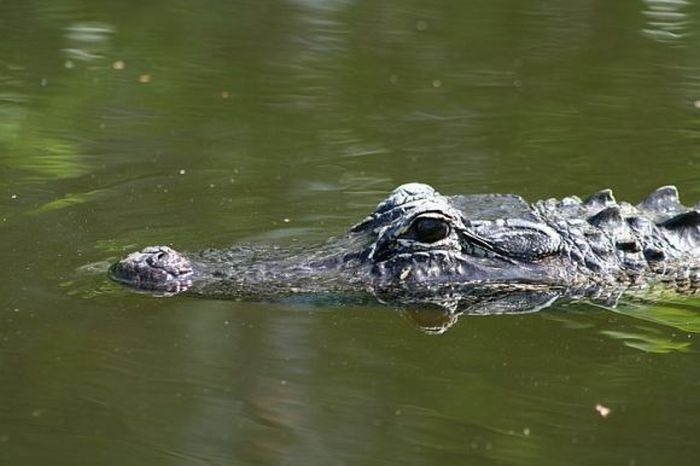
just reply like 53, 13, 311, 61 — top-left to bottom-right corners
179, 169, 186, 175
112, 60, 125, 70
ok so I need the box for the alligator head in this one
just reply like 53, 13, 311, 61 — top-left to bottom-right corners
110, 182, 700, 309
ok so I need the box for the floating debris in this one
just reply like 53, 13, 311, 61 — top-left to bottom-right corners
595, 403, 612, 418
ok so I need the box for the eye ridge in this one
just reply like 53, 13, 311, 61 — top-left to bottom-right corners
409, 216, 451, 243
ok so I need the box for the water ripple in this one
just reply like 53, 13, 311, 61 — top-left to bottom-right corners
642, 0, 691, 44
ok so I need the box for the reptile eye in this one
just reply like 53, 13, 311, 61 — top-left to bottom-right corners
409, 217, 451, 243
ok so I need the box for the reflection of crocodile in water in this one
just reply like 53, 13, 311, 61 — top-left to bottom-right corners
110, 183, 700, 323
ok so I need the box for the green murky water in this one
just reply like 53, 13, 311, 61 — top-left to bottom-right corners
2, 1, 700, 464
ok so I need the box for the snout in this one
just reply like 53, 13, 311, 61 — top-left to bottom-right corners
110, 245, 194, 293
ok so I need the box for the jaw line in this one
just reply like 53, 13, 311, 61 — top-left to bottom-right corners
372, 250, 557, 288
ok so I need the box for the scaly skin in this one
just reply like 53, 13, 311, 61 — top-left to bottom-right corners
110, 183, 700, 306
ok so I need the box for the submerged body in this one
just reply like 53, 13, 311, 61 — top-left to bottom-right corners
111, 183, 700, 314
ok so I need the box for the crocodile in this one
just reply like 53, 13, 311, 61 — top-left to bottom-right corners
110, 183, 700, 317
